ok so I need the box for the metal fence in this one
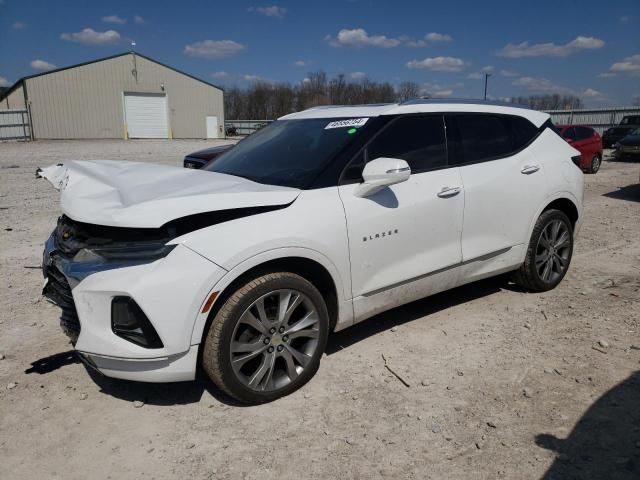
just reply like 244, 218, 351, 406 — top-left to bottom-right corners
229, 107, 640, 137
544, 107, 640, 135
0, 109, 31, 141
226, 120, 273, 136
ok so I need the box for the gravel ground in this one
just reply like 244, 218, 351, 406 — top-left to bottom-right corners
0, 140, 639, 480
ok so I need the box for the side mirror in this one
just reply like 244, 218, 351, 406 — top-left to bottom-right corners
355, 157, 411, 198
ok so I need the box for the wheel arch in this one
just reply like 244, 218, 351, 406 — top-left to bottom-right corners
190, 248, 350, 349
521, 193, 581, 265
542, 197, 580, 230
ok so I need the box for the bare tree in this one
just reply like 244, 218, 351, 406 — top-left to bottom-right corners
396, 81, 421, 102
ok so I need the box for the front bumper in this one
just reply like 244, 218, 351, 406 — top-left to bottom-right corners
614, 146, 640, 158
42, 237, 226, 382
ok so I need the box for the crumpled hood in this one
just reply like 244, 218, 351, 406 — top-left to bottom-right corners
37, 160, 300, 228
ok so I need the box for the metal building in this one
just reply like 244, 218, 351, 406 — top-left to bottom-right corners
0, 51, 224, 140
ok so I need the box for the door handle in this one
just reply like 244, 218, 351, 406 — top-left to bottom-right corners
521, 164, 540, 175
437, 186, 461, 198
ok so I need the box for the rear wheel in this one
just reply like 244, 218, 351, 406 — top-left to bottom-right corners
202, 272, 329, 404
587, 154, 601, 174
513, 209, 573, 292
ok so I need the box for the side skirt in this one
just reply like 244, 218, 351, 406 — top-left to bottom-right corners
340, 244, 524, 330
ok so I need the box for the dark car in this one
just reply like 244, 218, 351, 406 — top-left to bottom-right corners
557, 125, 603, 173
602, 115, 640, 148
183, 144, 234, 169
614, 128, 640, 160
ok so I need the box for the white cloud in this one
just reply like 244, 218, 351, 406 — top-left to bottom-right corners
184, 40, 245, 59
609, 54, 640, 75
619, 15, 631, 23
420, 82, 459, 97
248, 6, 287, 18
12, 21, 26, 29
512, 76, 573, 95
406, 56, 467, 72
469, 66, 494, 78
500, 69, 519, 77
349, 71, 367, 80
211, 71, 229, 79
425, 32, 453, 43
243, 74, 270, 83
293, 60, 307, 67
0, 77, 10, 87
30, 59, 56, 71
597, 72, 617, 78
497, 36, 604, 58
102, 15, 126, 25
328, 28, 401, 48
133, 15, 146, 25
61, 28, 121, 45
582, 88, 603, 98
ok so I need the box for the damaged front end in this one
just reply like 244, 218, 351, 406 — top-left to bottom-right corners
42, 215, 176, 344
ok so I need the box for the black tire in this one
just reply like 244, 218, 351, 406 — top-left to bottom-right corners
587, 154, 601, 174
512, 209, 574, 292
202, 272, 329, 404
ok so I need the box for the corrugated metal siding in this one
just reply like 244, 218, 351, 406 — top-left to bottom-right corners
0, 85, 26, 110
24, 54, 223, 139
545, 107, 640, 135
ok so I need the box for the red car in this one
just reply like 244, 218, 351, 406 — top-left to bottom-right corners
557, 125, 603, 174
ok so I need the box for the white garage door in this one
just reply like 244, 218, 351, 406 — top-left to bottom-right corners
124, 93, 169, 139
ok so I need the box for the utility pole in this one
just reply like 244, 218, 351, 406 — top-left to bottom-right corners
484, 73, 492, 100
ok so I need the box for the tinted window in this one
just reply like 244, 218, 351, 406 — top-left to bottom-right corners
508, 116, 538, 149
576, 127, 593, 140
205, 118, 369, 189
448, 114, 513, 165
562, 127, 577, 141
366, 115, 447, 172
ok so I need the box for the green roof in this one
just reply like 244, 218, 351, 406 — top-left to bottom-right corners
0, 51, 223, 102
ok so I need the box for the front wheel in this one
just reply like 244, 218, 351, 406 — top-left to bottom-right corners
513, 209, 574, 292
202, 272, 329, 404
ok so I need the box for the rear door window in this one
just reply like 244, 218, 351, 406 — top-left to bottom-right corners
562, 127, 577, 141
447, 114, 514, 165
366, 115, 447, 172
576, 127, 593, 140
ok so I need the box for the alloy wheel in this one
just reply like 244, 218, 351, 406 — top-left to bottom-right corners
229, 289, 320, 392
535, 220, 571, 284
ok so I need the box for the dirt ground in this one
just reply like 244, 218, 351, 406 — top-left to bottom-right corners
0, 139, 639, 480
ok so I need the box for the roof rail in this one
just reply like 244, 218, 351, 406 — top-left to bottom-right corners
400, 98, 530, 109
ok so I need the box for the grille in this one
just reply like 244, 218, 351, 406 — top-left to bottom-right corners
43, 262, 80, 344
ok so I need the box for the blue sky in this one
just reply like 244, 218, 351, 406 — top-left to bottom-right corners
1, 0, 639, 106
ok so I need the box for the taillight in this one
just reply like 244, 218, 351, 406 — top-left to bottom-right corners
571, 155, 582, 168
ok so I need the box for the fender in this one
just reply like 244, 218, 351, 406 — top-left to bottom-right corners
521, 190, 582, 263
189, 246, 354, 345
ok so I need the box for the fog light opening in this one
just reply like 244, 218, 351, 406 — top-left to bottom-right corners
111, 296, 163, 349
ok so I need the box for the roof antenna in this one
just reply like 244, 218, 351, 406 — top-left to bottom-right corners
130, 41, 138, 82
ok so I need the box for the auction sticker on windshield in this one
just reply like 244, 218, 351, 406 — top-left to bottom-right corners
324, 118, 369, 130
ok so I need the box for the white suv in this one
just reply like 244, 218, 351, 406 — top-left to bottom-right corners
39, 100, 584, 403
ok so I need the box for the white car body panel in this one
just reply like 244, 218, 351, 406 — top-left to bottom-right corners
338, 167, 464, 297
38, 101, 584, 383
37, 160, 300, 228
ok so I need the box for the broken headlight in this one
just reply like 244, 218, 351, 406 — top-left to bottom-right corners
72, 243, 176, 263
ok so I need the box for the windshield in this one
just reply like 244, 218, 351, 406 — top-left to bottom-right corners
205, 117, 369, 188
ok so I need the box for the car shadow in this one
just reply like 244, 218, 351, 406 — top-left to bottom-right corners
86, 368, 249, 407
603, 184, 640, 203
535, 370, 640, 479
25, 350, 80, 374
326, 274, 510, 354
